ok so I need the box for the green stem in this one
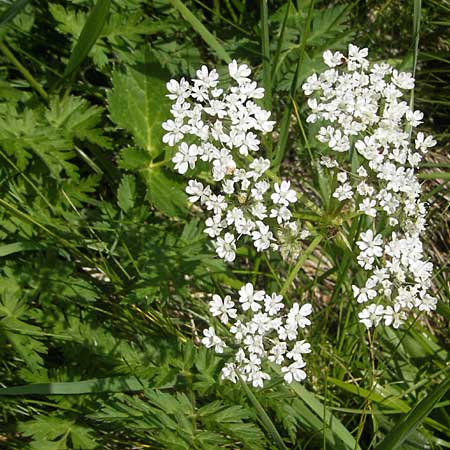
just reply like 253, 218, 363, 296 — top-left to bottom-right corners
260, 0, 273, 158
238, 376, 288, 450
408, 0, 421, 139
0, 40, 48, 102
260, 0, 271, 111
280, 234, 323, 297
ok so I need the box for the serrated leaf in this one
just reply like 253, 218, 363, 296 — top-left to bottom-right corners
0, 0, 31, 31
118, 147, 152, 170
19, 416, 98, 450
143, 168, 187, 217
108, 54, 171, 159
117, 174, 136, 212
0, 241, 41, 256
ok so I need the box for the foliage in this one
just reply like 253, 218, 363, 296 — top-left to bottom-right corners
0, 0, 449, 449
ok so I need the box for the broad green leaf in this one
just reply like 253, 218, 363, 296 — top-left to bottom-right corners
108, 57, 170, 159
375, 372, 450, 450
143, 168, 187, 217
118, 147, 152, 170
117, 174, 136, 212
63, 0, 111, 79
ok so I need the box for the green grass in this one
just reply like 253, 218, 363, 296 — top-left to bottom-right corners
0, 1, 449, 449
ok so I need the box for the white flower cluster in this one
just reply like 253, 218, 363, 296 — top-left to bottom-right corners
201, 283, 312, 387
162, 61, 298, 262
303, 44, 437, 328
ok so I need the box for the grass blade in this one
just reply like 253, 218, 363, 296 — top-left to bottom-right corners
260, 0, 272, 158
291, 382, 362, 450
238, 376, 288, 450
63, 0, 111, 80
271, 0, 290, 83
0, 376, 151, 395
280, 234, 322, 296
273, 0, 315, 168
260, 0, 272, 111
169, 0, 231, 63
374, 372, 450, 450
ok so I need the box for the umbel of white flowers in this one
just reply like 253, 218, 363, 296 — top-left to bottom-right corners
162, 60, 305, 263
303, 44, 437, 328
202, 283, 312, 388
162, 45, 438, 385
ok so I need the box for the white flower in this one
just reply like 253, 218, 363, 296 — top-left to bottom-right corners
228, 60, 251, 84
333, 183, 353, 201
286, 340, 311, 360
252, 222, 273, 251
230, 320, 247, 342
271, 181, 297, 205
166, 77, 190, 101
201, 284, 311, 387
162, 118, 187, 146
320, 156, 339, 168
358, 304, 384, 328
185, 180, 211, 203
264, 293, 284, 316
415, 132, 436, 152
383, 305, 407, 328
357, 229, 383, 258
221, 362, 238, 383
194, 65, 219, 88
268, 342, 287, 365
323, 50, 344, 68
270, 206, 292, 224
209, 294, 237, 324
287, 303, 312, 329
282, 360, 307, 383
391, 69, 415, 90
359, 198, 377, 217
348, 44, 369, 70
238, 283, 265, 312
417, 293, 437, 312
303, 46, 436, 328
172, 142, 199, 174
352, 279, 377, 303
215, 233, 236, 262
204, 215, 224, 238
202, 327, 226, 353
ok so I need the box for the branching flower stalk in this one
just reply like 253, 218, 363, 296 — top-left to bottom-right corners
162, 45, 437, 387
303, 45, 437, 329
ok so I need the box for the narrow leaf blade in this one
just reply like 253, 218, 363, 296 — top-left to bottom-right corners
169, 0, 231, 63
375, 373, 450, 450
63, 0, 111, 79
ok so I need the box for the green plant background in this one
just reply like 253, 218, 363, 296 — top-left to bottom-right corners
0, 0, 449, 449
